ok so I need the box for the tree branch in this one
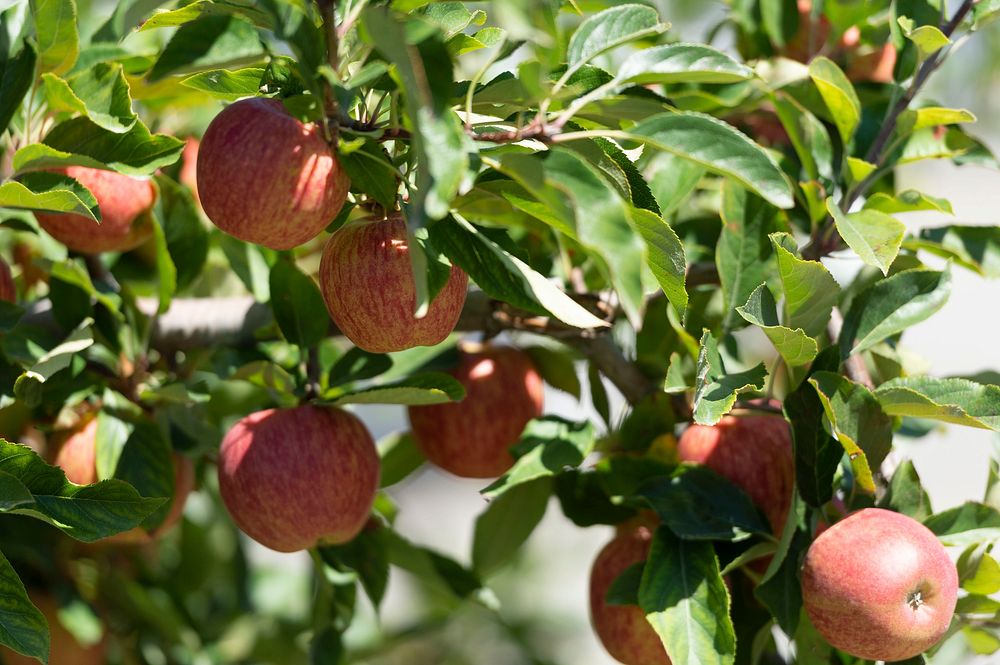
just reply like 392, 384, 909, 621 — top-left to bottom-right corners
131, 290, 656, 406
803, 0, 976, 260
316, 0, 340, 139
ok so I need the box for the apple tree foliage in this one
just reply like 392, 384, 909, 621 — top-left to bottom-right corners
0, 0, 1000, 663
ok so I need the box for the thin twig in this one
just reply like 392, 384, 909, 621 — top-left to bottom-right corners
317, 0, 340, 141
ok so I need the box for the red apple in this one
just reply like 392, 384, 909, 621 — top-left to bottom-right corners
52, 415, 195, 541
217, 405, 379, 552
34, 166, 156, 254
319, 214, 468, 353
801, 507, 958, 661
407, 346, 544, 478
1, 593, 106, 665
196, 97, 350, 250
677, 413, 794, 534
0, 256, 15, 302
590, 523, 672, 665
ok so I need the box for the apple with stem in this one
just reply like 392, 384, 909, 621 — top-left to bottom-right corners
408, 345, 543, 478
217, 405, 379, 552
319, 213, 468, 353
196, 97, 350, 250
34, 166, 156, 254
801, 507, 958, 661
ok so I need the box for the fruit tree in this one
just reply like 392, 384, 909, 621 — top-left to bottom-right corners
1, 0, 999, 663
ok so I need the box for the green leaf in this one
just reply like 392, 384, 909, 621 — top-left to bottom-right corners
0, 439, 164, 542
631, 208, 688, 317
772, 91, 834, 182
155, 177, 209, 291
874, 376, 1000, 431
0, 179, 98, 221
840, 267, 952, 357
14, 321, 93, 408
383, 529, 488, 603
567, 4, 665, 67
150, 211, 177, 315
827, 200, 905, 275
31, 0, 78, 75
139, 0, 276, 31
113, 422, 175, 531
899, 21, 951, 57
692, 330, 768, 426
0, 549, 49, 664
770, 233, 841, 339
783, 352, 843, 508
0, 42, 36, 135
148, 14, 264, 81
331, 372, 465, 406
179, 67, 265, 100
898, 106, 976, 134
864, 190, 953, 215
28, 118, 184, 176
482, 417, 594, 500
219, 235, 271, 301
755, 529, 810, 636
736, 285, 818, 366
638, 465, 769, 541
647, 152, 705, 217
524, 346, 582, 399
911, 225, 1000, 278
626, 112, 794, 209
231, 361, 298, 407
924, 502, 1000, 547
639, 527, 736, 665
268, 259, 328, 348
761, 0, 799, 46
809, 372, 894, 493
717, 183, 775, 329
808, 56, 860, 143
338, 142, 398, 210
882, 459, 933, 521
429, 216, 608, 329
616, 43, 753, 85
963, 553, 1000, 595
40, 63, 137, 134
472, 477, 550, 576
377, 432, 425, 488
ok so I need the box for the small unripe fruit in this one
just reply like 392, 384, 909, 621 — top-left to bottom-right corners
590, 524, 671, 665
678, 413, 793, 534
408, 346, 544, 478
319, 214, 468, 353
197, 97, 350, 250
801, 508, 958, 661
218, 405, 380, 552
34, 166, 156, 254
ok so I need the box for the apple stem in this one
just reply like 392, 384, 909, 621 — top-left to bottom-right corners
907, 589, 925, 611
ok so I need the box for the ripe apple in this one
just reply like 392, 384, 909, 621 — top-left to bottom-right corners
801, 507, 958, 661
0, 256, 15, 302
677, 413, 794, 534
319, 214, 468, 353
52, 415, 195, 541
590, 523, 671, 665
407, 346, 544, 478
196, 97, 350, 250
34, 166, 156, 254
217, 405, 379, 552
0, 592, 106, 665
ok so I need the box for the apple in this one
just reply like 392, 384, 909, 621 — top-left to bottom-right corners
590, 523, 671, 665
677, 413, 794, 534
34, 166, 156, 254
319, 214, 468, 353
196, 97, 350, 250
407, 346, 544, 478
217, 405, 379, 552
52, 415, 195, 541
801, 507, 958, 661
1, 593, 106, 665
0, 256, 15, 302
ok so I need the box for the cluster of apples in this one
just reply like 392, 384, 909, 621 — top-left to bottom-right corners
589, 413, 958, 665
